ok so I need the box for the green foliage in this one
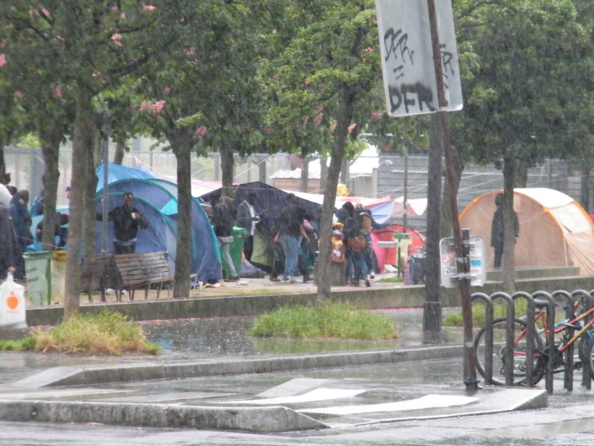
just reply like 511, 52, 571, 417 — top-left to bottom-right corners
0, 335, 36, 351
452, 0, 593, 169
248, 302, 399, 341
444, 300, 531, 327
261, 1, 380, 154
25, 310, 160, 355
14, 134, 39, 148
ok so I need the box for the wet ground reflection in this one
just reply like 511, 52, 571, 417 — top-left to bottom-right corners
138, 310, 463, 357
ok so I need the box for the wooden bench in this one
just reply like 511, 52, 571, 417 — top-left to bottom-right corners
111, 252, 173, 301
80, 252, 172, 302
141, 252, 174, 298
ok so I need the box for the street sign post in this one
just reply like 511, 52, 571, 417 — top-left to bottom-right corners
376, 0, 477, 389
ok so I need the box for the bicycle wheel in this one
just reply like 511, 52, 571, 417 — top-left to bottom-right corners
578, 333, 594, 381
474, 317, 545, 386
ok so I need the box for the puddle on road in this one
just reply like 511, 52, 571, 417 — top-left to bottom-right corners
483, 418, 594, 438
139, 315, 405, 356
138, 312, 463, 357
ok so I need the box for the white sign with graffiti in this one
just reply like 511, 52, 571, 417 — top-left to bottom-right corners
439, 235, 486, 288
376, 0, 463, 117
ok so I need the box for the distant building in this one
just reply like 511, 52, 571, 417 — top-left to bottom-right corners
271, 148, 382, 197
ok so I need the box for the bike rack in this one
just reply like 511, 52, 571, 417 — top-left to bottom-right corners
471, 289, 594, 393
552, 290, 576, 392
490, 292, 515, 386
579, 289, 594, 390
528, 291, 556, 393
471, 290, 555, 393
471, 292, 493, 384
512, 291, 538, 388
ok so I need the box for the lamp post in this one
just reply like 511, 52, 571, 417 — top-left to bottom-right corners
403, 153, 408, 234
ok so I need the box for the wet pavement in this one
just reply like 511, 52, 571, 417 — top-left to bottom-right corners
0, 306, 556, 434
0, 303, 593, 444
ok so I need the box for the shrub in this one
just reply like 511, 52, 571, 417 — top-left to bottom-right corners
1, 310, 160, 355
248, 302, 399, 341
444, 300, 531, 327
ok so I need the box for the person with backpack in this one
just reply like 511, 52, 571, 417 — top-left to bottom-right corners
355, 202, 390, 280
210, 195, 240, 281
339, 202, 371, 286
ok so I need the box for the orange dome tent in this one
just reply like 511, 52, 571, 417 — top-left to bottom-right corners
459, 188, 594, 275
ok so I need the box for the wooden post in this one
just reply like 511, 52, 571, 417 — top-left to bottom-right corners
427, 0, 478, 390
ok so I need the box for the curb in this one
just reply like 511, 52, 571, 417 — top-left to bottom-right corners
0, 399, 327, 432
0, 345, 552, 434
14, 345, 464, 388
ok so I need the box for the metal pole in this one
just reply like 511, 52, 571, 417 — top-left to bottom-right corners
427, 0, 478, 390
403, 153, 408, 234
101, 114, 110, 256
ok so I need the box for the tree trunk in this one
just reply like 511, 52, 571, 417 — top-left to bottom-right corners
316, 93, 352, 301
300, 157, 309, 192
64, 87, 94, 319
257, 156, 267, 183
169, 131, 193, 299
502, 156, 516, 293
220, 142, 235, 199
515, 160, 528, 188
423, 114, 443, 344
0, 143, 10, 185
320, 156, 328, 192
38, 124, 63, 252
114, 140, 125, 165
84, 134, 98, 258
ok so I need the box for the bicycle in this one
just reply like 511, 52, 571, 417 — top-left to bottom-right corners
473, 297, 594, 386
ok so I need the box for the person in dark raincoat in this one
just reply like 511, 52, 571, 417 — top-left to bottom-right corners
0, 184, 18, 279
211, 195, 240, 281
96, 192, 149, 254
491, 193, 519, 268
9, 190, 33, 279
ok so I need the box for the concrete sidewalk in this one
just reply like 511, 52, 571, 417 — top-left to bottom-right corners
0, 307, 549, 433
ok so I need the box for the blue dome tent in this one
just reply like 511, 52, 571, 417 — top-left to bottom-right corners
95, 167, 221, 285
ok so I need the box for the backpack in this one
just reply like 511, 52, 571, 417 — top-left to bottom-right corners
359, 211, 373, 235
347, 234, 367, 252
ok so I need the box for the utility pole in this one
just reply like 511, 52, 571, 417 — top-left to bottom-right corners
427, 0, 478, 390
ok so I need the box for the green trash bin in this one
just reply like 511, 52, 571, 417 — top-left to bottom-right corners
23, 251, 52, 306
222, 227, 247, 279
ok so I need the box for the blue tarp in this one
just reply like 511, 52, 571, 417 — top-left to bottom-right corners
366, 200, 393, 224
95, 163, 155, 189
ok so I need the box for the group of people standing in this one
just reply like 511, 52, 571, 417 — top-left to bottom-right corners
0, 184, 33, 280
210, 192, 319, 284
335, 201, 388, 286
209, 190, 389, 286
270, 193, 316, 283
